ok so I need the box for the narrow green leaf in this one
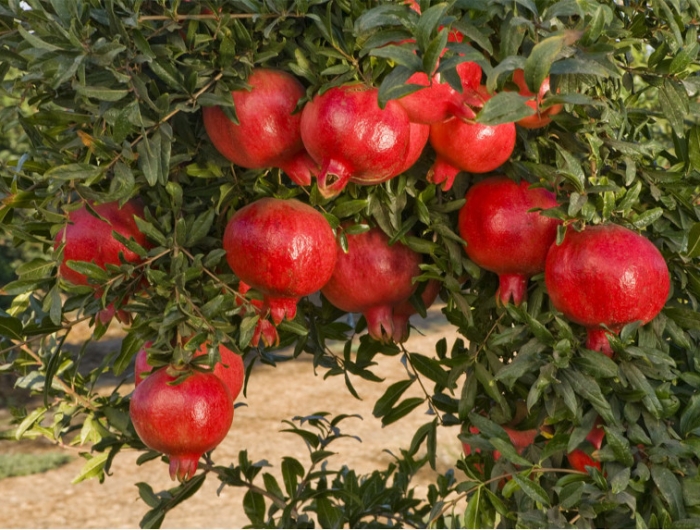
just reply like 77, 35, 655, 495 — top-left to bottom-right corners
409, 353, 449, 387
372, 379, 414, 418
316, 497, 343, 529
524, 34, 566, 94
75, 85, 129, 102
513, 473, 551, 507
243, 490, 265, 526
281, 457, 304, 496
0, 316, 24, 341
651, 465, 686, 520
72, 452, 109, 484
477, 91, 534, 125
382, 397, 425, 426
463, 488, 481, 528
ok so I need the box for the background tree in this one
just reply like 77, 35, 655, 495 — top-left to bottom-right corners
1, 0, 700, 528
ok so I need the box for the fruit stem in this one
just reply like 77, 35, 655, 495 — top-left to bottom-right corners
585, 327, 615, 358
364, 305, 395, 344
317, 158, 352, 198
427, 156, 460, 191
497, 273, 528, 306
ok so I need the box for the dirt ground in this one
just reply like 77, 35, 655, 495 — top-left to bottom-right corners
0, 306, 467, 529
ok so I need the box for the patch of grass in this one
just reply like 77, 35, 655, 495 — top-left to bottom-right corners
0, 452, 73, 480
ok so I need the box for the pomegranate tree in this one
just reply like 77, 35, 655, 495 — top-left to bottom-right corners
223, 197, 337, 326
300, 84, 413, 197
129, 367, 234, 482
457, 176, 560, 306
321, 225, 422, 343
202, 68, 318, 186
428, 88, 516, 190
545, 223, 670, 357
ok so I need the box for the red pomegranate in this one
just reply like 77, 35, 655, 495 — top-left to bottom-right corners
55, 200, 148, 286
130, 367, 234, 482
300, 84, 412, 197
512, 69, 563, 129
462, 425, 538, 460
566, 418, 605, 473
428, 88, 516, 190
393, 121, 430, 176
457, 177, 560, 306
223, 198, 337, 325
135, 342, 245, 401
202, 68, 318, 186
321, 226, 422, 343
391, 279, 441, 342
396, 62, 483, 125
545, 223, 670, 357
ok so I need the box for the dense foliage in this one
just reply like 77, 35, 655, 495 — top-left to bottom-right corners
1, 0, 700, 527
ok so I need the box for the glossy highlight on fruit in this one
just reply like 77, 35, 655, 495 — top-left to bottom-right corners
321, 226, 422, 343
458, 176, 560, 306
545, 223, 670, 357
202, 68, 318, 186
300, 84, 412, 197
129, 368, 234, 482
223, 198, 337, 325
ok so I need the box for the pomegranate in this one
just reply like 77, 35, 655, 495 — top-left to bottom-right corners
544, 223, 670, 357
130, 367, 234, 481
566, 418, 605, 473
223, 198, 337, 325
300, 84, 412, 197
321, 225, 422, 343
396, 62, 483, 125
56, 200, 148, 286
462, 426, 538, 460
511, 69, 563, 129
393, 121, 430, 176
202, 68, 318, 186
391, 279, 441, 342
428, 88, 516, 190
134, 342, 245, 401
457, 177, 560, 306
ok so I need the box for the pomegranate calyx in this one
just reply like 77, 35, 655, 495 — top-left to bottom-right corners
427, 156, 461, 191
364, 305, 396, 344
585, 327, 615, 358
265, 295, 299, 325
252, 318, 280, 348
169, 453, 201, 482
317, 158, 353, 198
391, 313, 411, 343
497, 273, 529, 307
280, 151, 318, 187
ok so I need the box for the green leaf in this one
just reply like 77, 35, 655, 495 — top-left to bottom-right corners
651, 465, 686, 520
372, 379, 414, 418
555, 146, 585, 193
574, 348, 619, 378
463, 488, 481, 528
621, 362, 664, 419
281, 457, 304, 496
605, 426, 634, 467
524, 34, 566, 94
680, 394, 700, 437
137, 482, 161, 509
659, 79, 689, 138
409, 353, 449, 387
513, 473, 550, 507
477, 91, 534, 125
332, 199, 369, 219
316, 497, 343, 529
114, 332, 143, 377
185, 209, 215, 247
44, 163, 104, 181
685, 222, 700, 258
72, 452, 109, 484
16, 258, 55, 280
0, 316, 24, 341
75, 85, 129, 102
243, 489, 265, 526
369, 45, 423, 71
382, 397, 425, 426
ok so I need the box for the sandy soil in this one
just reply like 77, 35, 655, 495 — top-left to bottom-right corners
0, 306, 467, 529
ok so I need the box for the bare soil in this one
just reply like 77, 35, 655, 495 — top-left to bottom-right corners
0, 307, 466, 529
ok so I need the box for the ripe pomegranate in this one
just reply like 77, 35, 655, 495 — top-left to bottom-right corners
134, 342, 245, 401
457, 177, 560, 306
321, 226, 422, 343
223, 198, 337, 325
512, 69, 563, 129
202, 68, 318, 186
56, 200, 148, 286
428, 88, 516, 190
462, 426, 538, 460
300, 84, 412, 197
566, 418, 605, 473
393, 121, 430, 175
545, 223, 670, 357
396, 62, 483, 125
391, 279, 441, 342
130, 367, 234, 482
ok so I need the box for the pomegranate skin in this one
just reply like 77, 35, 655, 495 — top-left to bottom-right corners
321, 226, 422, 343
55, 200, 148, 286
202, 69, 317, 186
397, 62, 483, 125
391, 121, 430, 177
428, 91, 516, 191
130, 368, 234, 482
223, 198, 337, 325
544, 223, 670, 356
134, 342, 244, 401
458, 177, 560, 306
300, 84, 412, 197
